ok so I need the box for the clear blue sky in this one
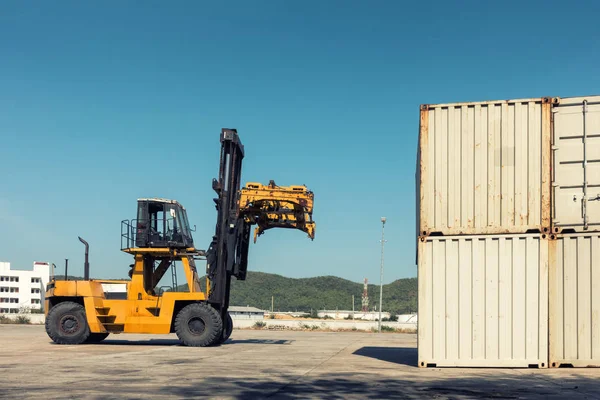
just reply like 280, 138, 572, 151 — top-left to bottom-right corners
1, 1, 599, 284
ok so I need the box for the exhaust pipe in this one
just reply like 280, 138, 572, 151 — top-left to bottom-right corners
78, 237, 90, 281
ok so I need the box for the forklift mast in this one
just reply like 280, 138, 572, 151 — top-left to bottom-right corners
205, 129, 250, 317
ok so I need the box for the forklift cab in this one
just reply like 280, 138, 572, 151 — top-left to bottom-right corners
134, 198, 194, 249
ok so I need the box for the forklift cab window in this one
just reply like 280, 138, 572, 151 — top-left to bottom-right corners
134, 200, 193, 249
136, 201, 166, 247
148, 204, 166, 241
181, 209, 191, 233
178, 210, 190, 237
166, 205, 192, 244
166, 206, 178, 236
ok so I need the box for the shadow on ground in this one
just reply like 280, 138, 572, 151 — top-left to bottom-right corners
228, 339, 294, 345
154, 373, 598, 399
46, 338, 294, 347
353, 346, 418, 367
5, 373, 599, 400
85, 338, 180, 346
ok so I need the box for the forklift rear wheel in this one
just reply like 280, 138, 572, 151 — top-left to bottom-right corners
174, 303, 223, 347
45, 301, 90, 345
85, 332, 110, 344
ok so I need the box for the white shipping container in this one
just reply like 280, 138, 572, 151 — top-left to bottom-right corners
417, 98, 552, 236
549, 233, 600, 367
418, 234, 548, 368
552, 96, 600, 233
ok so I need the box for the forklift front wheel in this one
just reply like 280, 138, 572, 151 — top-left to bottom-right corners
219, 312, 233, 344
45, 301, 91, 345
174, 303, 223, 347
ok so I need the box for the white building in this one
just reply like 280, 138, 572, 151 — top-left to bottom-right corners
265, 311, 310, 318
228, 306, 265, 321
0, 261, 51, 314
317, 310, 391, 320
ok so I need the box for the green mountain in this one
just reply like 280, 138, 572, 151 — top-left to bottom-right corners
175, 271, 417, 315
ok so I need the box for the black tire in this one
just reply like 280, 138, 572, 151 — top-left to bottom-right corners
218, 312, 233, 344
174, 303, 223, 347
85, 332, 110, 344
45, 301, 90, 345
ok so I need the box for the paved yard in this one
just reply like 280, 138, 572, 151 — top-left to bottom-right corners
0, 325, 599, 399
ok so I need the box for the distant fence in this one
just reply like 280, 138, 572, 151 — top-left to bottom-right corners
233, 318, 417, 332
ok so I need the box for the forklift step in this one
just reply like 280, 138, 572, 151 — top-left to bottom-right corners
146, 307, 160, 316
97, 315, 117, 324
102, 323, 125, 333
95, 307, 110, 316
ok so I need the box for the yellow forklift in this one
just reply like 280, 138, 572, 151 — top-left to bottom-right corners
44, 129, 315, 346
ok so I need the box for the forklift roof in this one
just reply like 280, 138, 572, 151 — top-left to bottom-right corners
137, 198, 187, 210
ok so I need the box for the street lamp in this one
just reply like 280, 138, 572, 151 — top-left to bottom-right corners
378, 217, 387, 333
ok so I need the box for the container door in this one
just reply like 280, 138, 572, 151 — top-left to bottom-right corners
552, 96, 600, 232
418, 234, 548, 368
549, 234, 600, 367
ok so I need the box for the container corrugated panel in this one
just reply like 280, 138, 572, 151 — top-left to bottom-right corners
418, 234, 548, 368
549, 233, 600, 367
552, 96, 600, 233
417, 98, 552, 236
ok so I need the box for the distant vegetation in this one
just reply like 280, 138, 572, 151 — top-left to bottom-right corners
0, 315, 31, 324
173, 271, 417, 315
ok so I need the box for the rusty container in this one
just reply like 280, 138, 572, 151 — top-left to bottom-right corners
417, 97, 552, 237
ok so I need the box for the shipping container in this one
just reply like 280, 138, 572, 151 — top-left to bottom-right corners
417, 98, 552, 236
418, 234, 548, 368
549, 233, 600, 367
552, 96, 600, 233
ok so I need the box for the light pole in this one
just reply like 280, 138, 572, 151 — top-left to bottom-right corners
378, 217, 386, 333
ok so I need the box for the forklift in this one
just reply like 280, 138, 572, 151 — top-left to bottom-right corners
44, 129, 315, 346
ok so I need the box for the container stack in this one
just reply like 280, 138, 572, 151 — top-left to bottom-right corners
416, 95, 600, 368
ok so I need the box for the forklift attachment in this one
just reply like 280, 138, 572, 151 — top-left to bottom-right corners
239, 180, 316, 243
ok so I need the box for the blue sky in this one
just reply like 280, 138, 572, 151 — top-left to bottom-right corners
1, 1, 599, 284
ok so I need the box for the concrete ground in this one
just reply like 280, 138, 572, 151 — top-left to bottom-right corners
1, 325, 599, 400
